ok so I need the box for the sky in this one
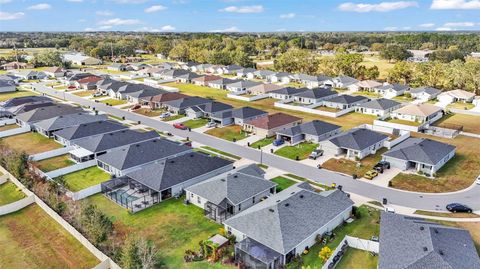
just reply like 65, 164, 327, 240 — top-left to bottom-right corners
1, 0, 480, 32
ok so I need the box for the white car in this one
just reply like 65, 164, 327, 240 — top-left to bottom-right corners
160, 112, 171, 119
205, 121, 217, 128
384, 207, 396, 213
476, 175, 480, 185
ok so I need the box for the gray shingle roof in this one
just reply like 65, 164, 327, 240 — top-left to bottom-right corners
209, 78, 239, 86
224, 183, 353, 254
74, 130, 159, 153
125, 152, 233, 191
226, 80, 262, 88
164, 96, 212, 110
125, 87, 168, 99
410, 87, 441, 96
1, 96, 51, 108
293, 87, 337, 99
16, 104, 85, 123
383, 138, 455, 165
270, 87, 307, 96
379, 212, 480, 269
334, 76, 358, 86
357, 98, 401, 110
376, 83, 410, 92
328, 128, 388, 151
195, 102, 233, 113
185, 164, 276, 205
231, 107, 267, 119
53, 120, 128, 141
326, 94, 368, 105
33, 113, 107, 131
96, 138, 192, 170
276, 120, 341, 137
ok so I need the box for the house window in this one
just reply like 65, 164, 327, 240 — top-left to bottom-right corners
197, 196, 201, 204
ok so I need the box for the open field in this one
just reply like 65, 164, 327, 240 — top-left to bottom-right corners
204, 125, 248, 142
100, 98, 127, 106
34, 155, 75, 173
0, 124, 19, 132
87, 194, 232, 269
182, 118, 209, 129
162, 82, 377, 129
336, 248, 378, 269
1, 132, 62, 155
0, 182, 25, 205
274, 142, 318, 160
434, 113, 480, 134
322, 149, 386, 178
360, 55, 395, 79
0, 204, 99, 269
270, 176, 296, 192
0, 90, 39, 102
60, 167, 111, 192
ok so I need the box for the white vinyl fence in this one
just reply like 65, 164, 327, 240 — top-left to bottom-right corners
322, 235, 379, 269
0, 125, 30, 138
66, 183, 102, 201
227, 93, 269, 102
275, 101, 354, 118
29, 146, 74, 161
45, 159, 96, 179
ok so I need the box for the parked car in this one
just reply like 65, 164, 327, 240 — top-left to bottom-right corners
476, 175, 480, 185
272, 139, 285, 146
159, 112, 171, 119
364, 170, 379, 180
384, 207, 396, 213
308, 149, 324, 160
173, 123, 187, 130
205, 121, 217, 128
93, 92, 103, 97
374, 161, 390, 173
67, 85, 76, 90
131, 104, 141, 110
446, 203, 473, 213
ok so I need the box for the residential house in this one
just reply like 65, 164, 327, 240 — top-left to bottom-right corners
15, 104, 85, 129
356, 98, 402, 117
438, 89, 476, 104
53, 120, 128, 146
10, 70, 47, 80
154, 69, 190, 80
410, 87, 441, 101
140, 92, 188, 109
63, 53, 102, 65
75, 76, 103, 90
102, 152, 233, 212
267, 72, 292, 84
227, 107, 268, 126
224, 182, 354, 269
375, 83, 410, 99
353, 80, 382, 92
292, 87, 338, 105
221, 64, 243, 75
180, 61, 198, 70
186, 164, 277, 222
237, 68, 257, 78
378, 212, 480, 269
269, 87, 307, 100
107, 63, 132, 72
66, 72, 98, 85
130, 63, 151, 71
97, 138, 192, 177
0, 96, 52, 117
191, 75, 222, 86
332, 76, 359, 90
382, 138, 455, 175
176, 72, 202, 83
243, 113, 302, 137
276, 120, 342, 145
473, 97, 480, 108
163, 96, 213, 114
322, 95, 369, 110
390, 104, 443, 125
44, 67, 66, 78
1, 61, 33, 70
186, 102, 233, 119
253, 70, 276, 80
320, 128, 389, 160
247, 83, 284, 96
125, 87, 167, 104
208, 78, 239, 90
33, 113, 107, 138
304, 75, 334, 89
0, 78, 16, 93
225, 80, 262, 93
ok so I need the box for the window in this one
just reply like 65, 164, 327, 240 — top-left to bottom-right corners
197, 196, 201, 204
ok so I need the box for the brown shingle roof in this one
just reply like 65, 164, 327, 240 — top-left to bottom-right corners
145, 92, 188, 103
246, 113, 302, 130
77, 76, 102, 84
191, 75, 222, 83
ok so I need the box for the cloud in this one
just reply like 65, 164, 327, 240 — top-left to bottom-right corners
338, 1, 418, 12
96, 10, 113, 16
210, 26, 240, 32
27, 3, 51, 10
110, 0, 148, 3
436, 27, 454, 31
443, 21, 476, 27
98, 18, 141, 26
280, 13, 296, 19
67, 0, 83, 2
431, 0, 480, 9
99, 25, 113, 30
145, 5, 167, 13
0, 11, 25, 20
136, 25, 176, 32
219, 5, 264, 13
419, 23, 435, 27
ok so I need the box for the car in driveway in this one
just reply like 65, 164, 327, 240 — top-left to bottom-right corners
272, 139, 285, 147
205, 121, 217, 128
476, 175, 480, 185
159, 112, 171, 119
374, 161, 390, 173
173, 123, 187, 130
308, 149, 324, 160
446, 203, 473, 213
364, 170, 379, 180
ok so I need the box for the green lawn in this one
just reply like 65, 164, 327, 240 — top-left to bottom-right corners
270, 176, 296, 192
0, 90, 39, 102
335, 248, 378, 269
86, 194, 232, 269
434, 113, 480, 134
201, 146, 241, 160
352, 91, 381, 98
249, 137, 274, 148
162, 114, 185, 122
385, 118, 422, 126
100, 98, 128, 106
447, 102, 475, 110
60, 167, 111, 192
274, 142, 318, 160
132, 108, 165, 117
392, 95, 414, 102
34, 155, 75, 173
0, 204, 99, 269
1, 132, 62, 155
204, 125, 248, 142
182, 118, 209, 129
72, 90, 96, 97
0, 124, 19, 132
0, 182, 25, 206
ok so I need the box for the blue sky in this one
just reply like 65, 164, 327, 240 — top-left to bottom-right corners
1, 0, 479, 32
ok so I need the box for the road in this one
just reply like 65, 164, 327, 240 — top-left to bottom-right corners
33, 83, 480, 211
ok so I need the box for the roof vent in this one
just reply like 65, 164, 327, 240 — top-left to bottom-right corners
276, 200, 281, 203
420, 226, 424, 231
170, 160, 175, 163
423, 247, 428, 251
434, 228, 439, 234
290, 192, 296, 195
135, 144, 140, 147
269, 209, 274, 213
220, 179, 226, 182
299, 195, 304, 198
285, 203, 290, 207
233, 175, 238, 178
190, 154, 195, 157
439, 250, 444, 256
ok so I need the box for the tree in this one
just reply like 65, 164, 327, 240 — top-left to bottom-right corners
274, 49, 319, 74
168, 42, 189, 61
429, 48, 464, 63
319, 246, 333, 262
370, 43, 385, 52
121, 236, 160, 269
380, 45, 412, 62
32, 50, 68, 68
80, 204, 114, 245
388, 61, 414, 84
333, 53, 364, 77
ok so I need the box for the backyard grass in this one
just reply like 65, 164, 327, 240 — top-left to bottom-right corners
249, 137, 274, 148
352, 91, 382, 98
86, 194, 232, 269
385, 118, 422, 126
162, 82, 377, 129
162, 114, 185, 122
201, 146, 241, 160
0, 90, 39, 102
60, 167, 111, 192
270, 176, 296, 192
335, 248, 379, 269
133, 108, 164, 117
182, 118, 209, 129
100, 98, 128, 106
0, 124, 19, 132
72, 90, 95, 97
0, 181, 25, 205
34, 155, 75, 173
1, 132, 62, 155
274, 142, 318, 160
392, 95, 414, 102
434, 113, 480, 134
447, 102, 475, 110
0, 204, 99, 269
316, 106, 341, 112
390, 133, 480, 192
204, 125, 248, 142
321, 149, 386, 178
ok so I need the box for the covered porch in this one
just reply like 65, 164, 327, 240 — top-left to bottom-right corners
204, 200, 234, 223
235, 237, 284, 269
69, 147, 95, 163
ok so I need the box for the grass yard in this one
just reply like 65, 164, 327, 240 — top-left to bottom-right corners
201, 146, 241, 160
0, 204, 99, 269
316, 106, 341, 112
352, 91, 382, 98
86, 194, 232, 269
434, 113, 480, 134
270, 176, 296, 192
249, 137, 274, 148
447, 102, 475, 110
204, 125, 248, 142
335, 248, 378, 269
274, 142, 318, 160
162, 114, 185, 122
133, 108, 165, 117
390, 133, 480, 192
72, 90, 96, 97
392, 95, 414, 102
322, 149, 386, 178
0, 181, 25, 205
34, 155, 75, 173
182, 118, 209, 129
414, 210, 479, 219
384, 118, 422, 126
60, 167, 111, 192
0, 124, 19, 132
100, 98, 128, 106
0, 90, 39, 102
1, 132, 62, 155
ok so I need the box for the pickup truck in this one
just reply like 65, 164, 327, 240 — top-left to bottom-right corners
373, 161, 391, 173
308, 149, 324, 160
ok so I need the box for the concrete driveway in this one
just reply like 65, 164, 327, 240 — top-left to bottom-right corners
359, 167, 402, 187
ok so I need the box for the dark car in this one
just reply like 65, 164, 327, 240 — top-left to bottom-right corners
374, 161, 390, 173
446, 203, 473, 213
